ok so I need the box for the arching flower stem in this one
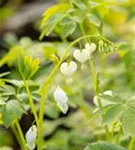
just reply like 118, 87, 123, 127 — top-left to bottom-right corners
37, 34, 101, 150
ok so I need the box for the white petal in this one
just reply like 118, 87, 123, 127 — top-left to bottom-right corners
85, 43, 96, 53
25, 125, 37, 144
54, 86, 69, 114
60, 62, 69, 76
54, 86, 68, 104
73, 49, 89, 63
27, 142, 36, 150
69, 61, 77, 73
60, 61, 77, 77
58, 102, 69, 114
103, 90, 113, 96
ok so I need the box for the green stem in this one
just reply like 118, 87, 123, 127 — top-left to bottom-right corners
90, 54, 111, 140
15, 120, 27, 150
129, 138, 135, 150
18, 62, 39, 126
115, 127, 122, 144
12, 125, 23, 150
24, 80, 39, 125
37, 34, 101, 150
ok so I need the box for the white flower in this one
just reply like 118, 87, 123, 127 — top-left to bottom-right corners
73, 49, 90, 63
25, 125, 37, 150
54, 86, 68, 114
60, 61, 77, 77
85, 43, 96, 53
103, 90, 113, 96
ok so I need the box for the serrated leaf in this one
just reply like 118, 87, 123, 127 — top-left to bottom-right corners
18, 53, 40, 79
2, 100, 25, 127
0, 45, 24, 67
122, 106, 135, 137
84, 141, 126, 150
87, 13, 101, 27
102, 104, 124, 125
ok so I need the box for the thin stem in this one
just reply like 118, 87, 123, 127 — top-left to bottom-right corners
37, 34, 101, 150
15, 120, 27, 150
90, 54, 111, 140
115, 127, 122, 144
24, 80, 39, 125
79, 24, 88, 43
129, 138, 135, 150
18, 62, 39, 126
11, 125, 23, 150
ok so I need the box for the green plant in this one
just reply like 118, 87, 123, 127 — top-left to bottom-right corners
0, 0, 135, 150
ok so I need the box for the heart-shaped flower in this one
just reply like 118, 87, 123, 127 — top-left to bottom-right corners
73, 49, 90, 63
60, 61, 77, 77
85, 43, 96, 53
54, 86, 68, 114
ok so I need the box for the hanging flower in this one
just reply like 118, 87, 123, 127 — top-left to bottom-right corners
25, 125, 37, 150
73, 49, 90, 63
53, 86, 68, 114
85, 43, 96, 53
60, 61, 77, 77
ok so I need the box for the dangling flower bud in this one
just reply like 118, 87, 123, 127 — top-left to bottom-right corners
60, 61, 77, 77
103, 90, 113, 96
85, 43, 96, 53
54, 86, 68, 114
25, 125, 37, 150
73, 49, 90, 63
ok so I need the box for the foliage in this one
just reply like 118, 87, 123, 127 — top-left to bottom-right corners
0, 0, 135, 150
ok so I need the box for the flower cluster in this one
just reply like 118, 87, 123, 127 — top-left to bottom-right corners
53, 42, 96, 114
60, 43, 96, 78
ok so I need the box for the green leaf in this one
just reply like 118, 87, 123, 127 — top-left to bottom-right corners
87, 13, 101, 27
96, 5, 109, 18
41, 3, 70, 27
128, 95, 135, 108
99, 94, 125, 104
56, 17, 77, 39
0, 72, 10, 78
71, 0, 87, 11
40, 13, 65, 40
102, 104, 124, 125
18, 53, 40, 79
0, 45, 24, 67
122, 106, 135, 137
2, 100, 25, 127
84, 141, 126, 150
0, 85, 16, 96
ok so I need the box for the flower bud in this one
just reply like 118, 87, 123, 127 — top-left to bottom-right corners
54, 86, 68, 114
25, 125, 37, 150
